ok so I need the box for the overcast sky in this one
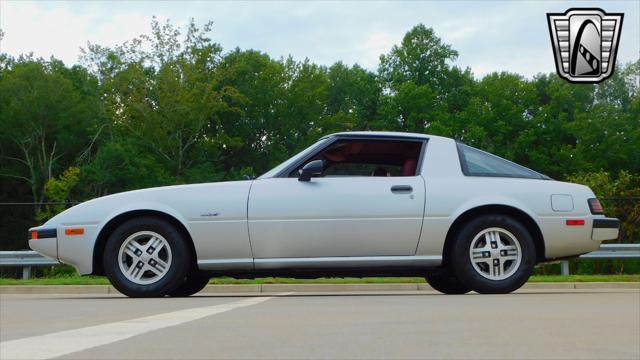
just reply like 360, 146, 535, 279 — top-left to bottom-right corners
1, 0, 638, 78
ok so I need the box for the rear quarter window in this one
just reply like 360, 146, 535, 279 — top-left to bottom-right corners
456, 143, 548, 180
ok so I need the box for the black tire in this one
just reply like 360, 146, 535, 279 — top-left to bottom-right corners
426, 269, 471, 294
103, 216, 192, 297
168, 272, 210, 297
450, 214, 536, 294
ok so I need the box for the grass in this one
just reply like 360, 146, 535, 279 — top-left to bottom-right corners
0, 274, 638, 286
528, 274, 639, 282
0, 276, 110, 286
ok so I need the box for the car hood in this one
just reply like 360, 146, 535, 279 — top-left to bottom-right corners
43, 180, 254, 228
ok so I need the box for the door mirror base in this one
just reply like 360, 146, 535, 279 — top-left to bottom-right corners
298, 160, 324, 182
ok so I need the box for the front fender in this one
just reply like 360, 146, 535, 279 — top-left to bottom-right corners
55, 201, 191, 275
98, 201, 194, 242
47, 180, 252, 275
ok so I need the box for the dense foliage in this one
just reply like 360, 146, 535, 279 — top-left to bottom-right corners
1, 20, 638, 274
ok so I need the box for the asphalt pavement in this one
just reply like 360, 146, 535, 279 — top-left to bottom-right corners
1, 289, 639, 359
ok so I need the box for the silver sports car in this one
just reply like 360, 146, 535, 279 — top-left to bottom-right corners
29, 132, 620, 296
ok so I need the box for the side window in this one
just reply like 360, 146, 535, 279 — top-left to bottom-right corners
289, 139, 423, 178
324, 163, 403, 177
457, 143, 547, 179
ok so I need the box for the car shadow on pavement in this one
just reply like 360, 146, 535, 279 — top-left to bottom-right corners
31, 289, 639, 300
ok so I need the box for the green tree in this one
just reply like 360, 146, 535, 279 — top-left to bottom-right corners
325, 62, 380, 131
378, 24, 458, 92
280, 58, 330, 150
213, 49, 287, 175
377, 82, 435, 132
0, 57, 101, 213
376, 24, 466, 136
569, 61, 640, 176
82, 18, 232, 189
36, 167, 80, 222
438, 72, 536, 157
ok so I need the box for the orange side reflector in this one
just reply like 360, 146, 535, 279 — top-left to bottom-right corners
65, 228, 85, 236
566, 219, 585, 226
31, 230, 38, 240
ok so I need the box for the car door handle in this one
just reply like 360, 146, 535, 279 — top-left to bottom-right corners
390, 185, 413, 193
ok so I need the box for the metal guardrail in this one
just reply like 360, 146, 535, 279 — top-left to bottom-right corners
0, 251, 59, 279
1, 244, 639, 279
579, 244, 640, 259
560, 244, 640, 275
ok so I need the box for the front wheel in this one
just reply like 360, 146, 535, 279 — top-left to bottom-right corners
103, 217, 192, 297
451, 214, 536, 294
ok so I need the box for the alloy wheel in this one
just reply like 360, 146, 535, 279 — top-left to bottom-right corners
468, 227, 522, 281
117, 231, 172, 285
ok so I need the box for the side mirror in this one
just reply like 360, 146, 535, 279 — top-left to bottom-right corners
298, 160, 324, 182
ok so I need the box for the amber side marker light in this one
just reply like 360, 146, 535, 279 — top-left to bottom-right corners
31, 230, 38, 240
65, 228, 85, 236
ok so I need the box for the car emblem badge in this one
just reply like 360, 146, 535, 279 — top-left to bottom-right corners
200, 212, 220, 217
547, 8, 623, 83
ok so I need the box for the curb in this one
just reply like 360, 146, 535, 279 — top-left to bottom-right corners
0, 285, 117, 294
1, 282, 638, 295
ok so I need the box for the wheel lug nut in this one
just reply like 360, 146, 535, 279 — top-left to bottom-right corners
149, 259, 156, 266
137, 261, 144, 268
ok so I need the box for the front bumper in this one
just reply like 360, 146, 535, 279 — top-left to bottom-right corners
592, 217, 620, 241
28, 227, 58, 260
29, 224, 99, 275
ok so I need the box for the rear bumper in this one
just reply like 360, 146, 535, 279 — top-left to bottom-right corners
541, 216, 621, 260
592, 217, 620, 241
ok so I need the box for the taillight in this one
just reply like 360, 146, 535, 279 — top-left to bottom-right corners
588, 198, 604, 215
31, 230, 38, 240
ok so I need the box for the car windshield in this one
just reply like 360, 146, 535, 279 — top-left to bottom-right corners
258, 138, 331, 179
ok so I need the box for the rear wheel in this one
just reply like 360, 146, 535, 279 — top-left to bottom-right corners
451, 214, 535, 294
169, 272, 210, 297
103, 217, 191, 297
426, 269, 471, 294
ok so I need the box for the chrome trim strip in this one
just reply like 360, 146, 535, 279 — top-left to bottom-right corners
253, 255, 441, 269
197, 258, 254, 270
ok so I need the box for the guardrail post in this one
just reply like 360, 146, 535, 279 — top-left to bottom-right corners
22, 265, 32, 280
560, 260, 570, 276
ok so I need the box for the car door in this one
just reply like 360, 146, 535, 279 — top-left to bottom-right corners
247, 137, 426, 260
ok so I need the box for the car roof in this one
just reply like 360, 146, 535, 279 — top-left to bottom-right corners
323, 131, 451, 141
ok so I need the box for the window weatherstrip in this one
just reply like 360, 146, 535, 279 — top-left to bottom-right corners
275, 135, 428, 178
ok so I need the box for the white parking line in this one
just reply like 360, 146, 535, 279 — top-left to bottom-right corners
0, 296, 273, 360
